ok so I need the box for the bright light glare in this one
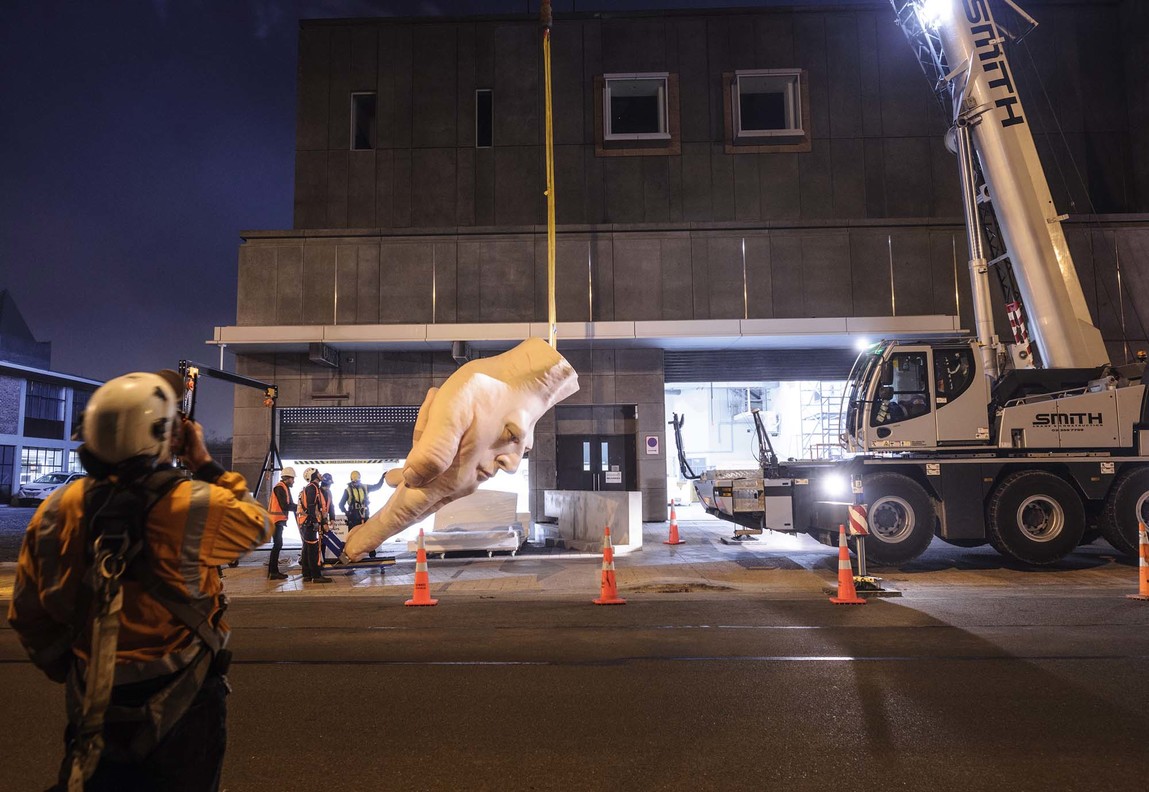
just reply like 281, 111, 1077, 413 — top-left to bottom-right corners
854, 337, 872, 352
915, 0, 951, 29
821, 474, 849, 497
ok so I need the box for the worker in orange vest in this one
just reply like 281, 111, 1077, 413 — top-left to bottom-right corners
266, 467, 296, 580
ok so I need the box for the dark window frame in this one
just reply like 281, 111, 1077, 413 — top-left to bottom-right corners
475, 88, 493, 148
723, 69, 812, 154
594, 73, 681, 158
350, 92, 377, 151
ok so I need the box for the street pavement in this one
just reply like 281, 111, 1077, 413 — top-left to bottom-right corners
1, 508, 1147, 791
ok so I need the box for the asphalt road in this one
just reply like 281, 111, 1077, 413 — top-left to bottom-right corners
3, 590, 1148, 792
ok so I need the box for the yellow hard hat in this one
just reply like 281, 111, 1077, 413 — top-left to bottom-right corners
350, 470, 361, 482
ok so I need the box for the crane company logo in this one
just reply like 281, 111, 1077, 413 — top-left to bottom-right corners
963, 0, 1026, 129
1033, 412, 1103, 432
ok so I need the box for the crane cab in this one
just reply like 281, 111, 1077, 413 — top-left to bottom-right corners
843, 340, 991, 453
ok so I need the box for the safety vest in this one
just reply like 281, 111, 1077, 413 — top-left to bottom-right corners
300, 483, 328, 524
268, 481, 291, 522
347, 483, 367, 508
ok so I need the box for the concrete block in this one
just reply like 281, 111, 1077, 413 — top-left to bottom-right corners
612, 238, 662, 321
744, 234, 773, 319
555, 238, 592, 323
380, 244, 434, 324
302, 246, 336, 325
801, 231, 853, 317
849, 231, 895, 317
411, 148, 457, 228
690, 234, 711, 319
412, 25, 458, 148
643, 157, 670, 223
681, 143, 712, 222
297, 27, 331, 152
798, 144, 833, 219
493, 23, 538, 147
615, 373, 664, 404
794, 14, 830, 140
591, 237, 615, 321
347, 150, 376, 228
602, 17, 668, 73
616, 348, 664, 375
831, 137, 865, 218
355, 244, 380, 324
480, 239, 535, 322
604, 157, 644, 224
857, 12, 883, 138
660, 237, 694, 321
494, 147, 542, 226
374, 150, 393, 228
826, 14, 863, 138
883, 137, 931, 218
294, 151, 328, 229
710, 144, 735, 221
392, 149, 412, 228
275, 246, 304, 325
759, 153, 800, 220
237, 247, 276, 326
754, 13, 795, 68
769, 232, 805, 318
733, 154, 761, 221
326, 29, 352, 152
863, 138, 886, 218
456, 241, 482, 323
326, 151, 349, 229
335, 245, 359, 324
675, 19, 710, 143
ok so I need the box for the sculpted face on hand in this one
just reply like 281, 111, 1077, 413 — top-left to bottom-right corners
343, 338, 579, 560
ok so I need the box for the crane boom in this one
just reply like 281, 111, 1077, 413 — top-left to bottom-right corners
893, 0, 1108, 370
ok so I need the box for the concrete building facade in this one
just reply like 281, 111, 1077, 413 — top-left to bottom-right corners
220, 1, 1149, 524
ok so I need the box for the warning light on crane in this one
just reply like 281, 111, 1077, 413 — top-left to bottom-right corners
913, 0, 949, 29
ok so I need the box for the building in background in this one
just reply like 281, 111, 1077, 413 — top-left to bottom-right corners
216, 2, 1149, 527
0, 290, 100, 503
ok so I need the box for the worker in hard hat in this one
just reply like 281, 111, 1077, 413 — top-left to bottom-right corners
266, 467, 297, 581
339, 470, 388, 558
297, 469, 332, 583
8, 371, 272, 789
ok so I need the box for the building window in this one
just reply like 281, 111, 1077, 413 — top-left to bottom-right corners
351, 92, 376, 151
475, 89, 493, 148
20, 446, 65, 484
603, 74, 669, 140
735, 70, 802, 136
24, 380, 65, 439
723, 69, 811, 153
595, 73, 680, 157
71, 387, 94, 435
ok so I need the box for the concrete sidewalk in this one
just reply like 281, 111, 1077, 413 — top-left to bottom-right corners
1, 515, 1138, 603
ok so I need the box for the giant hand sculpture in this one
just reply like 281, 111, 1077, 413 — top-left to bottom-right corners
342, 338, 579, 560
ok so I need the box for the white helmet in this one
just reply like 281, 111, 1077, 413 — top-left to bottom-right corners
302, 467, 316, 483
83, 373, 178, 465
281, 467, 297, 479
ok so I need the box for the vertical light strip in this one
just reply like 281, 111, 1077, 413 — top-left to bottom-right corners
952, 234, 960, 320
587, 241, 594, 321
888, 234, 897, 317
741, 236, 748, 320
1116, 235, 1128, 362
432, 245, 437, 324
333, 246, 339, 326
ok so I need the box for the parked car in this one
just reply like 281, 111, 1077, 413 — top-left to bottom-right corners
16, 471, 85, 506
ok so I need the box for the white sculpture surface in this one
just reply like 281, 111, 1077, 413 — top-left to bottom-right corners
342, 338, 579, 560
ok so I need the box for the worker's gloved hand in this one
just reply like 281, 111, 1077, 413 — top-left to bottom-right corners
343, 338, 579, 560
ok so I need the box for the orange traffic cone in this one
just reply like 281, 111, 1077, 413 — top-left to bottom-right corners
593, 526, 626, 605
663, 503, 685, 545
829, 524, 866, 605
405, 528, 439, 607
1127, 521, 1149, 601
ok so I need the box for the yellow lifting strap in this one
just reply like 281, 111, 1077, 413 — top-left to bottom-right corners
542, 1, 557, 349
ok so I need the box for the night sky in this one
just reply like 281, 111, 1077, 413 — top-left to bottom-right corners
1, 0, 862, 436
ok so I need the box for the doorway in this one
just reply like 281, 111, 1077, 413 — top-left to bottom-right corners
556, 433, 637, 491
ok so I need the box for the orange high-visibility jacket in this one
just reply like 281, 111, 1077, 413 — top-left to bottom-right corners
7, 467, 272, 684
268, 480, 295, 523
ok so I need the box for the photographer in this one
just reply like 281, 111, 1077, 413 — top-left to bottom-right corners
7, 371, 272, 791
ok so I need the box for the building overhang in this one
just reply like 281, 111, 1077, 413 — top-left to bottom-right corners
211, 315, 963, 354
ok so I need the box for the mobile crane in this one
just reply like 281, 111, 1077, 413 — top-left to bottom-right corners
681, 0, 1148, 566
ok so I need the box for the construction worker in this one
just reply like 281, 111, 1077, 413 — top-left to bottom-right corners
339, 470, 387, 558
298, 469, 332, 583
267, 467, 297, 580
7, 371, 272, 791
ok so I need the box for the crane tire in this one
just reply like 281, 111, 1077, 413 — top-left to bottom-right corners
986, 470, 1084, 566
1100, 466, 1149, 557
861, 472, 936, 566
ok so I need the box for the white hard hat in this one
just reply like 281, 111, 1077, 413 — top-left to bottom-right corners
83, 373, 177, 465
302, 467, 316, 482
281, 467, 297, 479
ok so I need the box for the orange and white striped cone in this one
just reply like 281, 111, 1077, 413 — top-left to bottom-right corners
663, 503, 685, 545
1127, 521, 1149, 601
829, 524, 866, 605
405, 528, 439, 607
593, 525, 626, 605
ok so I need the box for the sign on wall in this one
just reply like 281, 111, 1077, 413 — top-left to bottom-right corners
645, 435, 659, 455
